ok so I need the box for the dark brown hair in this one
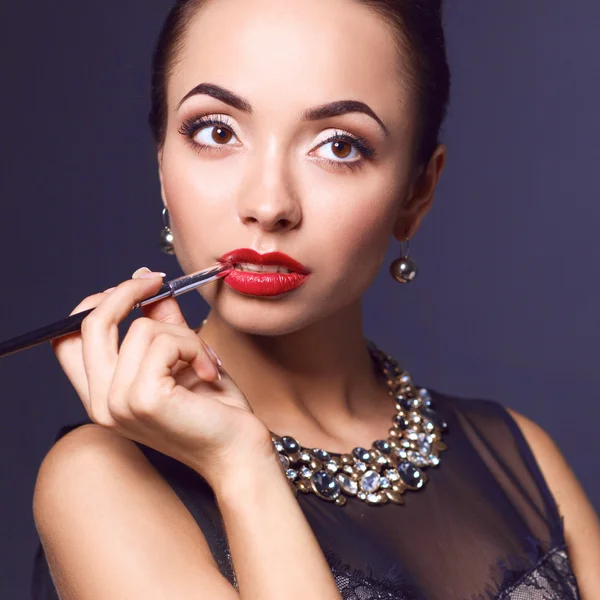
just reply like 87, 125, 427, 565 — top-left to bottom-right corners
149, 0, 450, 168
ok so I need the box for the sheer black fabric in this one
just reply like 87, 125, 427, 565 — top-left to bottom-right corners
31, 388, 580, 599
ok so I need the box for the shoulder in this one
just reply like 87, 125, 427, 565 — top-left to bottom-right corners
504, 409, 563, 478
33, 423, 185, 539
34, 424, 137, 499
37, 422, 139, 465
33, 422, 209, 521
505, 409, 600, 592
504, 408, 591, 518
34, 424, 148, 511
34, 422, 221, 534
33, 424, 235, 598
443, 394, 594, 523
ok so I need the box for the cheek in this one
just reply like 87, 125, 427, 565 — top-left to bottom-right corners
159, 143, 243, 259
330, 206, 394, 300
162, 142, 238, 212
341, 204, 393, 262
306, 176, 400, 283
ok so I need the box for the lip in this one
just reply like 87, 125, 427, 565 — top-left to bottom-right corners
218, 248, 310, 297
219, 248, 310, 274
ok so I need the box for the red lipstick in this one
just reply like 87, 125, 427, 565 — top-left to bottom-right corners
219, 248, 310, 297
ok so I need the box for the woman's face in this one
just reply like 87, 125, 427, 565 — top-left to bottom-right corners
159, 0, 427, 335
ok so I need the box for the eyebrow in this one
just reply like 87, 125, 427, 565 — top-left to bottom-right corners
177, 82, 389, 137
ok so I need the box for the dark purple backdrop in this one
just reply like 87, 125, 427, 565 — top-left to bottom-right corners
1, 1, 598, 597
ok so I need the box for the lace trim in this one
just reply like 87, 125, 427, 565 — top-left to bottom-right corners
322, 542, 579, 600
494, 546, 579, 600
323, 547, 419, 600
471, 521, 579, 599
213, 530, 239, 591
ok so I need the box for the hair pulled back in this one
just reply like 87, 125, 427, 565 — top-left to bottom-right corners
149, 0, 450, 168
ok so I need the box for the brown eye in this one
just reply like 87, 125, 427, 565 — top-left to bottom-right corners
331, 141, 352, 159
212, 127, 233, 144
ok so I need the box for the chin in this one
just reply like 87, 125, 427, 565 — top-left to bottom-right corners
207, 288, 328, 336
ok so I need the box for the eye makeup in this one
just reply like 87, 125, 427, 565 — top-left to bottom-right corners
177, 113, 378, 171
179, 114, 236, 139
178, 114, 240, 155
316, 131, 375, 158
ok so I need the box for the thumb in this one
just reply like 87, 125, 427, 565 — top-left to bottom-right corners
132, 267, 189, 328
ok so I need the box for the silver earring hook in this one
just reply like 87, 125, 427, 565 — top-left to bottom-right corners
162, 207, 171, 230
400, 238, 411, 258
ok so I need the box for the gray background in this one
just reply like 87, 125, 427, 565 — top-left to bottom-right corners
1, 1, 598, 597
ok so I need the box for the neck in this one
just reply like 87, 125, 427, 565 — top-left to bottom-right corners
198, 300, 397, 452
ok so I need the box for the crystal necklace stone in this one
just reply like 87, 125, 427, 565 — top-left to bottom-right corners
337, 473, 358, 495
397, 462, 425, 490
373, 439, 392, 454
352, 447, 371, 462
271, 341, 447, 506
360, 470, 381, 493
311, 471, 341, 500
312, 449, 331, 461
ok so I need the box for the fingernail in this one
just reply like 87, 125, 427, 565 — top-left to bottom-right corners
200, 339, 223, 367
132, 267, 151, 279
206, 344, 223, 367
132, 267, 166, 280
103, 286, 117, 294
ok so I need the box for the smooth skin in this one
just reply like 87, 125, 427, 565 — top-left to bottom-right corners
33, 0, 600, 598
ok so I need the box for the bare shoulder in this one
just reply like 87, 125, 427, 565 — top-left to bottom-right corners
505, 409, 595, 516
35, 423, 145, 476
506, 408, 600, 595
33, 424, 237, 600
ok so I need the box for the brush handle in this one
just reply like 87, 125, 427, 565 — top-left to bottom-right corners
0, 263, 230, 359
0, 308, 96, 358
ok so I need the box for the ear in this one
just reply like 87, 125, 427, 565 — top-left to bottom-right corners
392, 144, 447, 241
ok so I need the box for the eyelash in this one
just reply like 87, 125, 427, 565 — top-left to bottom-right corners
178, 115, 377, 171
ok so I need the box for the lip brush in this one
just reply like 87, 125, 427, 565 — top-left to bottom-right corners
0, 262, 232, 359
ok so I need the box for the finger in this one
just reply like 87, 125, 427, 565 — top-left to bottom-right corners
131, 267, 195, 374
108, 319, 212, 418
80, 273, 166, 411
51, 289, 115, 407
129, 333, 220, 417
132, 267, 189, 328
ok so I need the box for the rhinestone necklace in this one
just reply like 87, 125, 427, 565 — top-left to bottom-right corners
270, 341, 447, 506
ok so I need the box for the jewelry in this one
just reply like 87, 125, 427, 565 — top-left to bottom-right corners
389, 238, 418, 283
271, 341, 447, 506
159, 207, 176, 255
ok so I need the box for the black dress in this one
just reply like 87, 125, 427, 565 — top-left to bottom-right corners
31, 387, 580, 599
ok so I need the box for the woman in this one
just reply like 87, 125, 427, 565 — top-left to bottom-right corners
31, 0, 600, 598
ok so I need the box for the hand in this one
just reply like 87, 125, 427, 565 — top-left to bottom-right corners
50, 267, 274, 488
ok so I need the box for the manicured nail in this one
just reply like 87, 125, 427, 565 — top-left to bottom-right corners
200, 339, 223, 367
206, 343, 223, 367
132, 267, 166, 280
132, 267, 151, 279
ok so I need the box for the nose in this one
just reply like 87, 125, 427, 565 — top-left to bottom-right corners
236, 152, 302, 233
